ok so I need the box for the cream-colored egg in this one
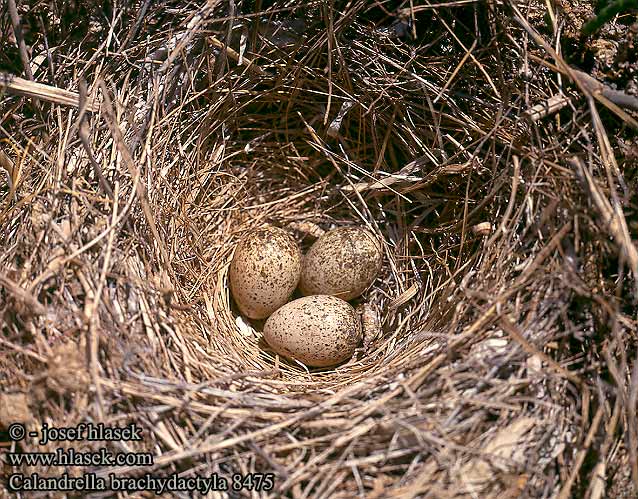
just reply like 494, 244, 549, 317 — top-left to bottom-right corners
263, 295, 362, 367
229, 226, 301, 319
300, 227, 382, 300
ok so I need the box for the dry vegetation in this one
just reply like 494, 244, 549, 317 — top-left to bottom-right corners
1, 0, 638, 497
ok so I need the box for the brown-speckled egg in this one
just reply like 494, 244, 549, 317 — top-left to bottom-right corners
300, 226, 382, 300
263, 295, 362, 367
229, 226, 301, 319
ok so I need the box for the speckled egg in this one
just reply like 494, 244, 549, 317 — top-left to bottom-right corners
263, 295, 362, 367
300, 227, 383, 300
229, 226, 301, 319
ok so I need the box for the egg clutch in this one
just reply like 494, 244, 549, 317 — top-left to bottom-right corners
229, 226, 382, 367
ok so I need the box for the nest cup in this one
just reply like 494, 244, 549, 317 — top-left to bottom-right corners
176, 23, 477, 392
181, 69, 460, 388
194, 201, 421, 387
171, 21, 462, 389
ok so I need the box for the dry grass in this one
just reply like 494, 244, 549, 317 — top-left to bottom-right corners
1, 0, 638, 497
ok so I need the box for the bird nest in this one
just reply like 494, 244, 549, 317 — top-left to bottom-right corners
1, 0, 638, 497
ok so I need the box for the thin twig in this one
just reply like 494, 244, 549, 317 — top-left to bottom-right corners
7, 0, 35, 82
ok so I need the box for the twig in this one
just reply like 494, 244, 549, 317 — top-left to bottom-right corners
499, 316, 581, 384
434, 39, 477, 103
525, 93, 571, 122
431, 11, 500, 99
573, 67, 638, 114
87, 182, 121, 422
512, 5, 638, 129
629, 354, 638, 492
7, 0, 34, 82
0, 72, 100, 112
0, 273, 46, 316
529, 54, 638, 115
159, 0, 223, 74
208, 36, 266, 76
570, 156, 638, 286
557, 405, 605, 499
486, 155, 520, 247
77, 80, 114, 199
585, 397, 621, 499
